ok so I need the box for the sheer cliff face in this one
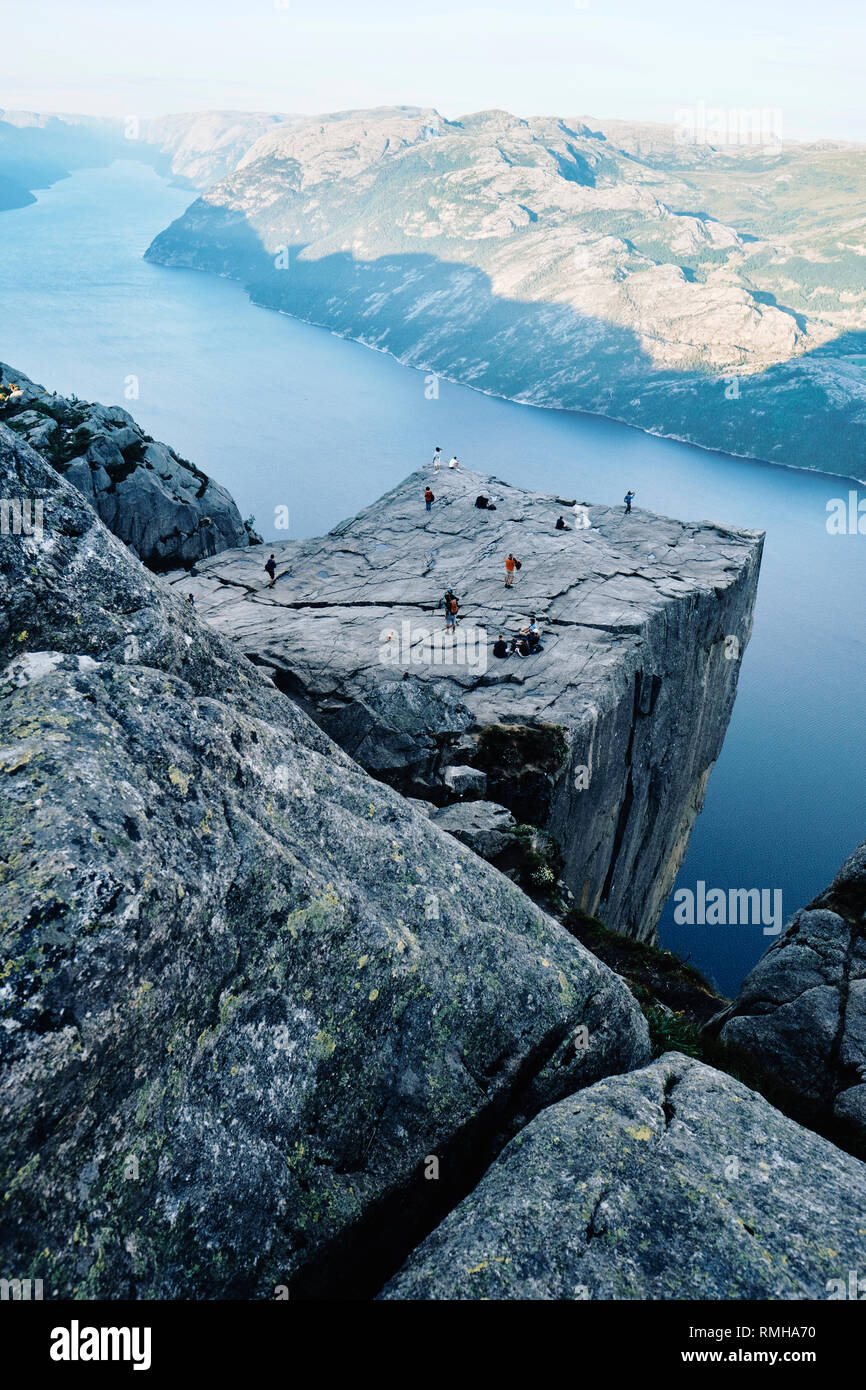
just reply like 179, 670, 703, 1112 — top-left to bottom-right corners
0, 425, 649, 1297
172, 467, 763, 943
145, 105, 866, 477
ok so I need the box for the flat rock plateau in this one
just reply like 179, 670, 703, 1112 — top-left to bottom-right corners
172, 465, 764, 942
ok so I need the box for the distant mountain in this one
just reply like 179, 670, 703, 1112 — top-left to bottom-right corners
0, 172, 35, 211
0, 109, 125, 195
0, 108, 301, 202
138, 111, 304, 187
144, 106, 866, 478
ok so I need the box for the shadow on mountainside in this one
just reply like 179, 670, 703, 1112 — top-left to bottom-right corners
146, 201, 866, 480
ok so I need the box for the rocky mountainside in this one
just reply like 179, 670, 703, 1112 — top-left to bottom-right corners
0, 109, 127, 208
0, 108, 300, 206
145, 105, 866, 477
381, 1053, 866, 1300
0, 421, 649, 1298
138, 112, 303, 188
3, 391, 865, 1301
0, 363, 253, 568
168, 465, 763, 942
709, 838, 866, 1157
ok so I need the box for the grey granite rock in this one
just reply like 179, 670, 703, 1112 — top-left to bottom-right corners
169, 465, 763, 941
711, 839, 866, 1156
0, 363, 252, 569
0, 422, 649, 1298
443, 765, 487, 798
428, 801, 519, 859
379, 1052, 866, 1300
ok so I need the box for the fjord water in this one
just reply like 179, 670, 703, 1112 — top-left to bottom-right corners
1, 159, 863, 996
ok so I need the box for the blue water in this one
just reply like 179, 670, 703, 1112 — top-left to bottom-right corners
1, 160, 863, 996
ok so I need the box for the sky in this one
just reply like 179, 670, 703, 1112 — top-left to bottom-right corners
1, 0, 864, 143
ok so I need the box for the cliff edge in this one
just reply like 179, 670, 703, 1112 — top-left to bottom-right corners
174, 466, 764, 942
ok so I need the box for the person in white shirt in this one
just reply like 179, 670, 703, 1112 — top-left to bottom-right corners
448, 455, 460, 469
431, 447, 442, 471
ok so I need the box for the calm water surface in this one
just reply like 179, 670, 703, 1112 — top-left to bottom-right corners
1, 160, 863, 995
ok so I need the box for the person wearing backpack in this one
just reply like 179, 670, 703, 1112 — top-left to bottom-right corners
445, 593, 460, 633
264, 553, 277, 588
440, 588, 459, 622
505, 553, 521, 587
425, 486, 435, 512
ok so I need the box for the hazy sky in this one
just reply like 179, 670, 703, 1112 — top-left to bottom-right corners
2, 0, 863, 142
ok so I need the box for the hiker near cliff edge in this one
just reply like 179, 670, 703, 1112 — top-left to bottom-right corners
431, 447, 442, 471
264, 554, 277, 588
505, 553, 521, 587
448, 455, 460, 469
624, 490, 636, 514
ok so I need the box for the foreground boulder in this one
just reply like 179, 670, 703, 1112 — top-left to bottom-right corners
379, 1053, 866, 1300
172, 465, 763, 941
710, 840, 866, 1157
0, 362, 252, 568
0, 422, 649, 1298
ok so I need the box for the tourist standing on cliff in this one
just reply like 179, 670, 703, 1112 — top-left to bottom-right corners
624, 490, 635, 514
505, 553, 520, 587
264, 553, 277, 588
431, 447, 442, 471
444, 592, 459, 633
425, 486, 435, 511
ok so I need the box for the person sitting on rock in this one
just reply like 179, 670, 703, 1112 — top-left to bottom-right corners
555, 515, 570, 530
526, 617, 543, 652
448, 455, 460, 469
475, 494, 489, 508
492, 635, 509, 659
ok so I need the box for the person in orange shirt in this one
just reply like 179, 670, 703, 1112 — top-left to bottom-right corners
505, 553, 516, 587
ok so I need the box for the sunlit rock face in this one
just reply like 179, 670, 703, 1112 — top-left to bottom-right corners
146, 105, 866, 478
